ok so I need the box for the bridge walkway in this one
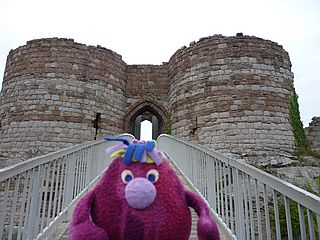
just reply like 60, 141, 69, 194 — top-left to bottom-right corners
1, 134, 319, 239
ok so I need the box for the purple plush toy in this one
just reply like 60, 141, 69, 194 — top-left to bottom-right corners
69, 139, 220, 240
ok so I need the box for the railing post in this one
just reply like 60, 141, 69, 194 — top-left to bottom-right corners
263, 184, 271, 240
233, 169, 239, 236
284, 195, 293, 240
0, 179, 10, 240
273, 190, 281, 240
93, 145, 101, 179
99, 143, 108, 174
63, 154, 76, 210
26, 166, 42, 239
298, 204, 307, 240
85, 147, 94, 186
234, 169, 245, 239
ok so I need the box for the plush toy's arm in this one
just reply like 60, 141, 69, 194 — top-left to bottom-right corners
69, 191, 108, 240
185, 190, 220, 240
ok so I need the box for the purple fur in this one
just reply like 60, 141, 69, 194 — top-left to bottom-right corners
186, 191, 220, 240
69, 192, 108, 240
69, 156, 220, 240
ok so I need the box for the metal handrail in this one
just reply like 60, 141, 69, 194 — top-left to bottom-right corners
0, 133, 134, 240
157, 134, 320, 240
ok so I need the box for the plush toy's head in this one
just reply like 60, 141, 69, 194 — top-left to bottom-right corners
100, 138, 184, 210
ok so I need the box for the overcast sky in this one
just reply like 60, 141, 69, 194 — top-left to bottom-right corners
0, 0, 319, 130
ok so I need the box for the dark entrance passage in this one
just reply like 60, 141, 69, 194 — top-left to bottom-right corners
125, 101, 167, 140
134, 114, 159, 140
140, 120, 152, 140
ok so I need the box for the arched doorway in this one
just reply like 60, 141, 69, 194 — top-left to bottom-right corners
125, 100, 167, 140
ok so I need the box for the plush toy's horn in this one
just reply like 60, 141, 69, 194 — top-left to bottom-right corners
104, 138, 167, 165
104, 137, 130, 146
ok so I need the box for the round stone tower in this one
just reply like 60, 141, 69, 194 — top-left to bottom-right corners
0, 38, 127, 166
168, 35, 295, 165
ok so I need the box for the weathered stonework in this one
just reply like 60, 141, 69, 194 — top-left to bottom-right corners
274, 165, 320, 193
0, 35, 296, 167
305, 116, 320, 153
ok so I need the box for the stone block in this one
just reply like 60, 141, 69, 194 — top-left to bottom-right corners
217, 43, 227, 49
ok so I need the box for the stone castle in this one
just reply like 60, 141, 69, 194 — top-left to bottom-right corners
0, 34, 297, 168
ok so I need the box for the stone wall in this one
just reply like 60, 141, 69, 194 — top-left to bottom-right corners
274, 163, 320, 194
126, 64, 169, 105
168, 35, 295, 165
0, 35, 297, 167
305, 116, 320, 152
0, 38, 127, 166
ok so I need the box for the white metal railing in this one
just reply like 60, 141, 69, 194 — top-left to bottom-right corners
2, 133, 319, 240
0, 133, 134, 240
158, 134, 320, 240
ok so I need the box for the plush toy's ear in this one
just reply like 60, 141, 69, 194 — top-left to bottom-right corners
70, 191, 109, 240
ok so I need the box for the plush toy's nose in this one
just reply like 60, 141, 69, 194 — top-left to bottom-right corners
125, 178, 156, 209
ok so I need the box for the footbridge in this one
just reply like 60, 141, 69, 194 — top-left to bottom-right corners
1, 134, 320, 239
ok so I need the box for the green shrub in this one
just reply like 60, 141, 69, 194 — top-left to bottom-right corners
165, 117, 172, 135
270, 178, 319, 239
288, 89, 311, 155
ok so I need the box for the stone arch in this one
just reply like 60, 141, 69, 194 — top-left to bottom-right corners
125, 100, 168, 139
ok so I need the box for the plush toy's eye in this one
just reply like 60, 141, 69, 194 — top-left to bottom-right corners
121, 170, 134, 184
146, 169, 159, 183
